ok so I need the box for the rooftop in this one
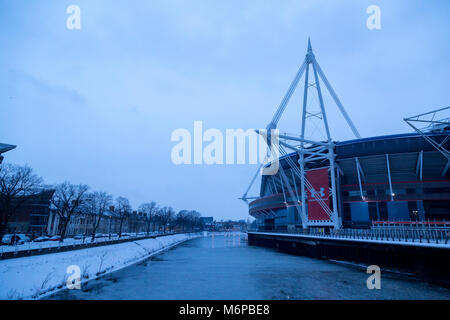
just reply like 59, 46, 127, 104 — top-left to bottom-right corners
0, 143, 16, 154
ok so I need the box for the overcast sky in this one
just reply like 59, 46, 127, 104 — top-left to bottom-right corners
1, 0, 449, 221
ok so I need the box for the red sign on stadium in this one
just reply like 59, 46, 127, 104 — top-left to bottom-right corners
306, 168, 330, 221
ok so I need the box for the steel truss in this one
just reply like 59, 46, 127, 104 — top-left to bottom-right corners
404, 107, 450, 161
242, 39, 361, 230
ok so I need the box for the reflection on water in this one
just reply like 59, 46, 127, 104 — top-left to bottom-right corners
49, 234, 450, 300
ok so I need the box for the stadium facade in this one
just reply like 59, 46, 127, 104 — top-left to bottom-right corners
249, 131, 450, 231
243, 40, 450, 231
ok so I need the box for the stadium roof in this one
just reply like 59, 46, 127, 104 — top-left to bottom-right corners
334, 132, 448, 146
274, 132, 448, 161
0, 143, 16, 154
263, 131, 449, 175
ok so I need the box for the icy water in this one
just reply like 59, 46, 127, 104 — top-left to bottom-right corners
49, 234, 450, 300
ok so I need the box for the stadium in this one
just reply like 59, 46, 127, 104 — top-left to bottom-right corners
243, 41, 450, 232
249, 130, 450, 231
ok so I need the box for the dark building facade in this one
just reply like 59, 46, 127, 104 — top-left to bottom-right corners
200, 217, 214, 231
7, 189, 55, 235
250, 132, 450, 231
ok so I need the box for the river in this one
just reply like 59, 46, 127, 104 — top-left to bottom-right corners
48, 234, 450, 300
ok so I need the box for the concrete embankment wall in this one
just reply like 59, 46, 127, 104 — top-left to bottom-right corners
0, 232, 198, 261
248, 232, 450, 286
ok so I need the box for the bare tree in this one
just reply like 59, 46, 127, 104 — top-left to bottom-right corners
116, 196, 131, 238
0, 164, 43, 238
176, 210, 190, 232
157, 206, 175, 233
187, 210, 202, 231
139, 202, 158, 235
174, 210, 202, 232
51, 182, 89, 242
83, 191, 113, 242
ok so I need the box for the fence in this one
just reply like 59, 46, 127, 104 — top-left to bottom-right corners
255, 221, 450, 245
0, 231, 182, 260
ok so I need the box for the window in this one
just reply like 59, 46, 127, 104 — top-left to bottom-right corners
408, 201, 419, 221
368, 202, 378, 221
30, 215, 47, 226
424, 188, 450, 194
343, 203, 351, 222
392, 188, 406, 195
349, 190, 365, 197
378, 202, 388, 220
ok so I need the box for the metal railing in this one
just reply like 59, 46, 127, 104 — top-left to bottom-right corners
253, 224, 450, 245
0, 231, 184, 259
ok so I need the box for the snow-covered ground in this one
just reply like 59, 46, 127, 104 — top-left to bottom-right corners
0, 233, 202, 300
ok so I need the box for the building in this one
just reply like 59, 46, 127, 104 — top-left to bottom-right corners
7, 189, 55, 236
8, 196, 147, 238
213, 220, 248, 232
249, 131, 450, 231
244, 40, 450, 232
51, 207, 147, 237
200, 217, 214, 230
0, 143, 16, 164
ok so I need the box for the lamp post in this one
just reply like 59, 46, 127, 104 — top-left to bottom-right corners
108, 215, 112, 240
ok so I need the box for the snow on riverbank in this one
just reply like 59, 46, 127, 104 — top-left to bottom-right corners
0, 233, 202, 300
